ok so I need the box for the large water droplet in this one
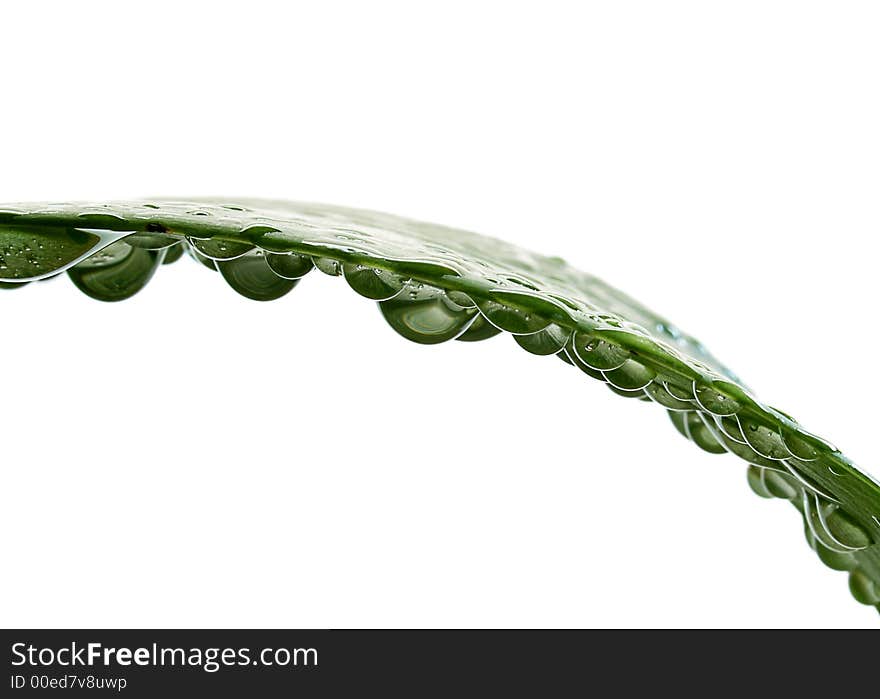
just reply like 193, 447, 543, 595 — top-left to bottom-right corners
694, 384, 741, 416
380, 287, 477, 344
602, 359, 656, 391
763, 469, 799, 499
265, 252, 314, 280
513, 324, 571, 355
217, 252, 299, 301
162, 242, 185, 265
571, 332, 629, 370
668, 411, 726, 454
456, 313, 502, 342
605, 383, 648, 400
781, 428, 820, 461
800, 491, 864, 555
644, 381, 694, 411
825, 508, 872, 549
664, 381, 696, 403
72, 240, 135, 270
313, 257, 342, 276
343, 263, 404, 301
714, 427, 780, 469
738, 416, 789, 460
848, 570, 879, 605
68, 245, 163, 302
813, 539, 856, 572
562, 341, 603, 380
746, 465, 775, 499
475, 297, 550, 334
187, 244, 218, 271
446, 290, 477, 308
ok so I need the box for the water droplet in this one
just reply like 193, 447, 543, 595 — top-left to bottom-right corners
849, 570, 879, 605
668, 411, 726, 454
603, 359, 656, 391
68, 245, 163, 302
643, 382, 694, 410
313, 257, 341, 276
265, 252, 314, 280
572, 332, 629, 370
825, 508, 872, 549
380, 287, 477, 344
342, 262, 404, 301
746, 465, 774, 499
474, 296, 552, 335
513, 324, 571, 355
217, 252, 299, 301
189, 237, 254, 261
693, 383, 740, 416
456, 314, 502, 343
813, 540, 856, 571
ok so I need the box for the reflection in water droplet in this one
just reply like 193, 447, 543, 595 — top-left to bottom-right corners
562, 341, 603, 380
217, 252, 299, 301
162, 242, 185, 265
644, 382, 694, 411
266, 252, 314, 280
314, 257, 342, 276
813, 538, 856, 571
513, 324, 571, 355
714, 428, 779, 469
187, 244, 219, 272
380, 287, 477, 344
801, 491, 866, 555
72, 241, 133, 270
342, 262, 404, 301
456, 313, 502, 342
694, 384, 740, 416
763, 469, 799, 500
602, 359, 656, 391
825, 507, 872, 550
572, 332, 629, 370
781, 429, 819, 461
606, 383, 648, 400
737, 416, 790, 460
848, 569, 879, 605
189, 237, 254, 261
446, 290, 476, 308
664, 382, 695, 402
475, 297, 550, 334
68, 245, 164, 302
668, 411, 726, 454
746, 465, 774, 499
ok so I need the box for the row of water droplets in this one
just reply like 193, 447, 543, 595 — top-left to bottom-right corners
165, 229, 880, 610
2, 208, 878, 610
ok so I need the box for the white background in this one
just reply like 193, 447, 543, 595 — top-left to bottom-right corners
1, 1, 878, 628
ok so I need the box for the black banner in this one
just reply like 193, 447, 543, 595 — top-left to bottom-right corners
1, 629, 872, 695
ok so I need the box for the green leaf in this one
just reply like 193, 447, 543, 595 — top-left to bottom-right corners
2, 198, 879, 616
